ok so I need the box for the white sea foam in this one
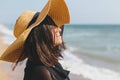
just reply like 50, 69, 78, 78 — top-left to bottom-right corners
60, 48, 120, 80
0, 24, 15, 44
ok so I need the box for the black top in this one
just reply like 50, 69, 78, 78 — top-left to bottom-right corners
23, 60, 70, 80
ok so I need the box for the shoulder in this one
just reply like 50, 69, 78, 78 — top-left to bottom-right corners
31, 66, 52, 80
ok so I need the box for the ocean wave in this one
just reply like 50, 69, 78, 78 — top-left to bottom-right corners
60, 48, 120, 80
0, 24, 15, 44
64, 32, 99, 38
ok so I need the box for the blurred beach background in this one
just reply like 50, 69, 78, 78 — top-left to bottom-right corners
1, 24, 120, 80
1, 0, 120, 80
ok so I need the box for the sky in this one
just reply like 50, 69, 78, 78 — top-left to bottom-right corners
0, 0, 120, 24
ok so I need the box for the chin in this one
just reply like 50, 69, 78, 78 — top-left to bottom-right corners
55, 42, 62, 46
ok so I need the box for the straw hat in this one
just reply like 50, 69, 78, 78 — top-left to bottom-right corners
0, 0, 70, 62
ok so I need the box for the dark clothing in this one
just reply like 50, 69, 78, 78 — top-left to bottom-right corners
24, 60, 70, 80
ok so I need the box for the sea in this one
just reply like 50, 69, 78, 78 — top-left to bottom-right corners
0, 24, 120, 80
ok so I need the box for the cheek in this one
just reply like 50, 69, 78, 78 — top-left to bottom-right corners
51, 28, 62, 46
54, 35, 62, 45
52, 34, 62, 45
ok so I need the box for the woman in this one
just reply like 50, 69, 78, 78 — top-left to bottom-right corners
23, 14, 69, 80
0, 0, 70, 80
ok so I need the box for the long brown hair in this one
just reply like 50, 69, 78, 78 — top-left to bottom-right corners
13, 14, 66, 70
25, 24, 65, 66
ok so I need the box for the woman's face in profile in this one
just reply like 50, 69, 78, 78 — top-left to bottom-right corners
51, 27, 62, 46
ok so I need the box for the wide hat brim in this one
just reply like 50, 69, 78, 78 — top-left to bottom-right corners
0, 0, 70, 62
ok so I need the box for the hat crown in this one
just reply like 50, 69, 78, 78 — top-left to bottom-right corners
14, 11, 36, 38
